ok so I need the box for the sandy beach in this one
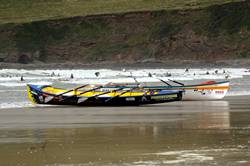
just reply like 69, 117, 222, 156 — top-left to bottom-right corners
0, 95, 249, 166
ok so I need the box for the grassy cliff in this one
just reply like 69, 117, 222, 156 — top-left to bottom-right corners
0, 0, 245, 24
0, 0, 249, 66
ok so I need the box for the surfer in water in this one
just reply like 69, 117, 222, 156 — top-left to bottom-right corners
51, 72, 55, 77
20, 76, 24, 81
95, 72, 100, 77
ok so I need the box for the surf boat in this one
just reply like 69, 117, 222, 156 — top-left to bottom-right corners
157, 80, 230, 100
105, 80, 230, 101
27, 84, 183, 106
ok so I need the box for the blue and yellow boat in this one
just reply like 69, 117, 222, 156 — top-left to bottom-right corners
27, 84, 183, 106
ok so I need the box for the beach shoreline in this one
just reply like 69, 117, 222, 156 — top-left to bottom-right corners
0, 95, 248, 111
0, 95, 249, 130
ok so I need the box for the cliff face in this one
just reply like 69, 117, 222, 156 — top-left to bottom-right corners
0, 1, 249, 66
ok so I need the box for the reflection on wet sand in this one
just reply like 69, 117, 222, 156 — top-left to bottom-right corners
181, 112, 230, 130
0, 97, 250, 166
0, 114, 249, 166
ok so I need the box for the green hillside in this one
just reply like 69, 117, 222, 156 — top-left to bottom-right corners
0, 0, 245, 24
0, 0, 249, 67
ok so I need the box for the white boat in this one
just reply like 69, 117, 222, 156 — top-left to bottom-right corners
156, 81, 230, 101
111, 80, 230, 101
180, 81, 230, 100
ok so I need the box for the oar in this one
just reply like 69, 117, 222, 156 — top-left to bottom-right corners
102, 71, 141, 103
155, 77, 172, 86
168, 79, 185, 86
77, 87, 126, 104
145, 72, 172, 87
130, 72, 140, 86
44, 84, 89, 103
104, 87, 139, 103
60, 85, 106, 103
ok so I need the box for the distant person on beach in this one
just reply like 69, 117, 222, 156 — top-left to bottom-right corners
206, 71, 210, 75
215, 70, 218, 74
148, 72, 152, 77
70, 74, 74, 79
185, 68, 189, 72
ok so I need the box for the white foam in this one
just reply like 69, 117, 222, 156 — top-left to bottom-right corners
142, 148, 242, 165
0, 68, 248, 80
0, 82, 28, 87
0, 68, 244, 80
179, 153, 214, 162
0, 101, 57, 109
0, 81, 52, 87
236, 161, 249, 164
0, 101, 34, 109
227, 91, 250, 96
28, 81, 53, 86
133, 153, 214, 165
153, 148, 238, 155
162, 159, 186, 164
0, 89, 25, 92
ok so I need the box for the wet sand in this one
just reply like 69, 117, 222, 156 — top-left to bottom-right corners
0, 96, 250, 166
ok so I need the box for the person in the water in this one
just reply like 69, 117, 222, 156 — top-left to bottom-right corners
95, 72, 100, 77
20, 76, 24, 81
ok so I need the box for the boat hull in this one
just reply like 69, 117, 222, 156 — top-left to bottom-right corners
27, 84, 182, 106
175, 81, 229, 101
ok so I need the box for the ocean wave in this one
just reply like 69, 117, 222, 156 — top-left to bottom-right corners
0, 101, 34, 109
227, 91, 250, 96
0, 68, 248, 79
0, 81, 52, 87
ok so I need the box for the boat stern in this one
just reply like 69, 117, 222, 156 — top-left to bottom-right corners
183, 81, 230, 100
